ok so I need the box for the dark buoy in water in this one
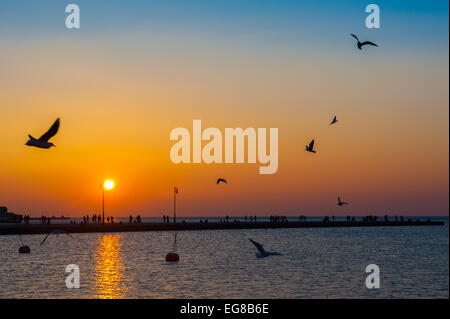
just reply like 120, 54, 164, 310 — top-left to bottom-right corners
165, 252, 179, 262
165, 233, 179, 262
18, 235, 30, 253
19, 245, 30, 254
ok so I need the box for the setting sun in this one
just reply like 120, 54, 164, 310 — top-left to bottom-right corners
104, 180, 115, 190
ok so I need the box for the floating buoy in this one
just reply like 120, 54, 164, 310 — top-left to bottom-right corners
19, 245, 30, 254
165, 233, 180, 262
165, 252, 179, 262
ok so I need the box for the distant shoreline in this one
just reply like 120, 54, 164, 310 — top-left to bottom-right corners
0, 220, 445, 235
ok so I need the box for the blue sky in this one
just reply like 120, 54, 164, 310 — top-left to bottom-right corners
0, 0, 448, 53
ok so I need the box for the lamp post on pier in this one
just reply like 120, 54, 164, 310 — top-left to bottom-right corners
173, 187, 179, 223
102, 180, 114, 224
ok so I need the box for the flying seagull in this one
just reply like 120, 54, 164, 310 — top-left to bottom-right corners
40, 229, 73, 246
305, 139, 316, 153
217, 178, 228, 184
26, 118, 60, 149
329, 116, 338, 125
337, 196, 349, 206
350, 34, 378, 50
249, 238, 282, 258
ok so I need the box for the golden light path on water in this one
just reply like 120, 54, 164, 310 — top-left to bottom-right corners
93, 234, 127, 299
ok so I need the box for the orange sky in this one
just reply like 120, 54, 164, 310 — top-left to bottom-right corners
0, 29, 448, 217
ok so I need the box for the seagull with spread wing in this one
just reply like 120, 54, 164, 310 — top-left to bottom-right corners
305, 139, 316, 153
26, 118, 60, 149
337, 196, 349, 206
329, 116, 338, 125
249, 238, 282, 258
40, 229, 73, 246
350, 34, 378, 50
217, 178, 228, 184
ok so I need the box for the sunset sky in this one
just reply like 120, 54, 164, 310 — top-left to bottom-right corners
0, 0, 448, 217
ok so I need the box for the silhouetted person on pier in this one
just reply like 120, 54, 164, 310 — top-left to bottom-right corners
129, 215, 133, 223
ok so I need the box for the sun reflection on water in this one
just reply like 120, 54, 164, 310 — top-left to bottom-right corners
94, 234, 128, 299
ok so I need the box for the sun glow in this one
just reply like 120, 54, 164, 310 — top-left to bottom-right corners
104, 180, 115, 190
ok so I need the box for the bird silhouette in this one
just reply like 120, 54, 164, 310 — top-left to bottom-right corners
337, 196, 349, 206
350, 34, 378, 50
40, 229, 73, 245
26, 118, 60, 149
305, 139, 316, 153
217, 178, 228, 184
329, 116, 338, 125
248, 238, 282, 258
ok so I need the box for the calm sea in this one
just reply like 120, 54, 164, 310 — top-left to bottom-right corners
0, 218, 448, 298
